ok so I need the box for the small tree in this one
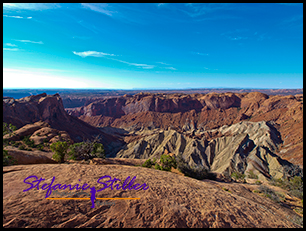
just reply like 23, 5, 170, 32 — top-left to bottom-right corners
142, 158, 156, 168
160, 154, 177, 171
3, 148, 17, 166
231, 171, 246, 182
3, 122, 17, 137
50, 141, 69, 163
67, 136, 105, 161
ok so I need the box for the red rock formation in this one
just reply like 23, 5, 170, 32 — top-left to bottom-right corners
66, 92, 303, 167
3, 93, 122, 155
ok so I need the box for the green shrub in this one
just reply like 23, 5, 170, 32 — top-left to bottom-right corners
3, 122, 17, 136
3, 139, 9, 146
50, 141, 69, 163
3, 148, 17, 166
67, 136, 105, 161
231, 172, 246, 181
258, 185, 281, 203
255, 180, 262, 185
222, 187, 232, 193
18, 145, 26, 150
142, 159, 154, 168
160, 154, 177, 171
22, 135, 35, 148
269, 176, 303, 200
154, 163, 162, 170
247, 170, 259, 179
37, 144, 44, 151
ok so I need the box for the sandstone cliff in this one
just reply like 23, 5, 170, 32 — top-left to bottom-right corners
66, 92, 303, 167
3, 93, 122, 155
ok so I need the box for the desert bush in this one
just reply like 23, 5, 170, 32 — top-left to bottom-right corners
269, 176, 303, 200
154, 163, 163, 170
37, 144, 44, 151
142, 158, 156, 168
222, 187, 232, 193
22, 135, 35, 148
3, 148, 17, 166
50, 141, 69, 163
258, 185, 281, 203
231, 172, 246, 181
18, 145, 26, 150
160, 154, 177, 171
247, 170, 259, 179
67, 136, 105, 161
255, 180, 262, 185
3, 122, 17, 136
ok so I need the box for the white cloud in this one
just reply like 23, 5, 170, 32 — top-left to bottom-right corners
116, 59, 155, 69
3, 15, 23, 18
73, 50, 155, 69
181, 3, 234, 18
3, 14, 32, 19
3, 48, 19, 51
164, 67, 177, 70
156, 61, 170, 65
81, 3, 116, 16
157, 3, 166, 7
228, 36, 248, 40
73, 51, 116, 58
3, 3, 60, 10
15, 40, 44, 44
194, 52, 209, 56
4, 43, 17, 47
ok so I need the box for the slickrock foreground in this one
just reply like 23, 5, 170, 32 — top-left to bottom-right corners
3, 164, 301, 228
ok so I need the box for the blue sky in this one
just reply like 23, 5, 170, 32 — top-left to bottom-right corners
3, 3, 303, 89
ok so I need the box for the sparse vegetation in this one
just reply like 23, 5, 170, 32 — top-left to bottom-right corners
222, 187, 232, 193
67, 136, 105, 161
3, 148, 17, 166
50, 141, 69, 163
270, 172, 303, 200
247, 170, 259, 179
142, 158, 156, 168
160, 154, 177, 171
231, 171, 246, 181
154, 163, 163, 170
37, 144, 45, 151
18, 145, 26, 150
257, 185, 281, 203
3, 122, 17, 136
22, 135, 35, 148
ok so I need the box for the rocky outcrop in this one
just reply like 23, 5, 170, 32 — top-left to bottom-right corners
66, 92, 303, 167
116, 121, 296, 181
3, 94, 123, 156
3, 164, 301, 228
3, 121, 73, 145
3, 146, 56, 165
